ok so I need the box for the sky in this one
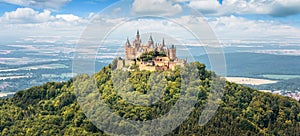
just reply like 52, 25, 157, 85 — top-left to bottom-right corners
0, 0, 300, 45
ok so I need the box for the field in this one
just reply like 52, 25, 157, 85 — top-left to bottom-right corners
225, 77, 278, 85
0, 76, 29, 80
42, 73, 76, 78
0, 64, 69, 72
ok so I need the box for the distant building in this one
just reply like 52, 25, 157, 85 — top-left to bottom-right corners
117, 30, 186, 71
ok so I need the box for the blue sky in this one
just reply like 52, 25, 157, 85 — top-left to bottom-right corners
0, 0, 299, 44
58, 0, 120, 16
0, 0, 119, 16
218, 0, 223, 5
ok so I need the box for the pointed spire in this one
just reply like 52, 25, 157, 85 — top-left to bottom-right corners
148, 34, 154, 48
126, 37, 131, 47
149, 34, 153, 42
162, 38, 165, 47
136, 29, 140, 40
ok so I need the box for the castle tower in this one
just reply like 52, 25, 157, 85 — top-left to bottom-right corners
133, 30, 141, 48
160, 38, 166, 51
136, 30, 140, 41
126, 37, 131, 47
169, 45, 176, 60
125, 37, 131, 60
148, 35, 154, 48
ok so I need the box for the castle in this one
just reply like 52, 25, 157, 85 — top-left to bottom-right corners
117, 30, 186, 71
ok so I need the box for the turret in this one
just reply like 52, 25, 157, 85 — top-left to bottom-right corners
149, 35, 153, 42
148, 35, 154, 47
136, 29, 140, 41
171, 44, 175, 49
169, 45, 176, 60
126, 37, 131, 47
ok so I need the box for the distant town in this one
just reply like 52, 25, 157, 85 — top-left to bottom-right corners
226, 77, 300, 101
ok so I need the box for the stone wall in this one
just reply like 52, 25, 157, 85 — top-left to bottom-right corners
117, 59, 124, 69
139, 64, 156, 71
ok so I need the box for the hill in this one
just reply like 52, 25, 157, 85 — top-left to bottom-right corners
0, 62, 299, 135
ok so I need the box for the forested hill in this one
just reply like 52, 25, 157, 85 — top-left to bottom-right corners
0, 62, 300, 136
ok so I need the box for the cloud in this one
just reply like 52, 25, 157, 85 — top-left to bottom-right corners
0, 8, 86, 44
56, 14, 80, 22
0, 8, 83, 24
80, 14, 300, 45
188, 0, 300, 17
188, 0, 221, 14
132, 0, 182, 16
1, 8, 54, 23
0, 7, 299, 46
0, 0, 71, 9
130, 0, 300, 17
269, 0, 300, 17
0, 8, 129, 45
208, 15, 300, 40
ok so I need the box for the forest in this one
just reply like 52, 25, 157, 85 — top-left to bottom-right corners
0, 61, 299, 135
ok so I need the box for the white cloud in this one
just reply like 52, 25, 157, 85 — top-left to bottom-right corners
188, 0, 300, 17
0, 7, 299, 46
209, 15, 300, 40
130, 0, 300, 17
188, 0, 221, 14
56, 14, 80, 22
0, 8, 85, 24
1, 8, 54, 23
0, 8, 86, 44
132, 0, 182, 16
1, 0, 26, 5
269, 0, 300, 17
81, 15, 300, 46
0, 0, 71, 9
170, 0, 189, 2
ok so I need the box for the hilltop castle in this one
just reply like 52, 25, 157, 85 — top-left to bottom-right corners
117, 30, 186, 71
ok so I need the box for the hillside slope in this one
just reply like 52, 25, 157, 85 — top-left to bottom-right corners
0, 62, 299, 136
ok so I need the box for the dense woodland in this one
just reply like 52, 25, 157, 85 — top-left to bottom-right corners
0, 61, 299, 135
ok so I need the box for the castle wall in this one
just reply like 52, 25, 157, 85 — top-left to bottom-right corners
126, 47, 138, 60
117, 59, 124, 69
125, 59, 135, 66
139, 64, 156, 71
